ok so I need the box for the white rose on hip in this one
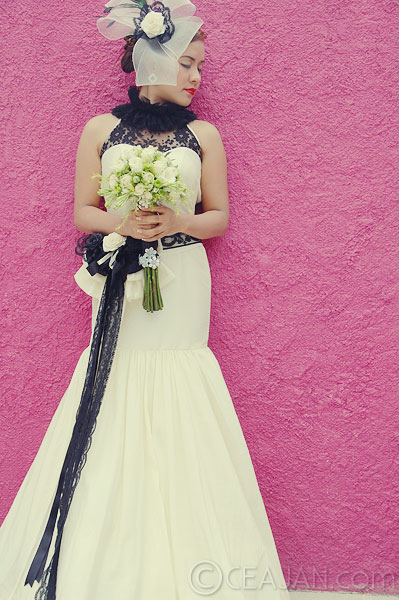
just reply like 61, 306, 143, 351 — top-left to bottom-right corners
140, 11, 166, 38
103, 232, 127, 253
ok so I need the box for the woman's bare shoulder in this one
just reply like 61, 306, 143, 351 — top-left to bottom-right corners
188, 119, 224, 154
81, 113, 121, 155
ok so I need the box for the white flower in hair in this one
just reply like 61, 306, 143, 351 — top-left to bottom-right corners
140, 10, 166, 38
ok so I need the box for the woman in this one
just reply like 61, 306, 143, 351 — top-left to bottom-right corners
0, 1, 291, 599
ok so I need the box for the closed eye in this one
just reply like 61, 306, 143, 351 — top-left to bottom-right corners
181, 64, 202, 73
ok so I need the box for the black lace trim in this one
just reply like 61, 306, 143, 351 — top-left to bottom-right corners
161, 232, 202, 249
28, 267, 124, 600
26, 234, 150, 598
99, 121, 202, 162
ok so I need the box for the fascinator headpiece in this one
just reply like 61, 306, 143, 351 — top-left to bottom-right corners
97, 0, 203, 86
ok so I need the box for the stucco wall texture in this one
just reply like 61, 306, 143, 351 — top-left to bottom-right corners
1, 0, 399, 594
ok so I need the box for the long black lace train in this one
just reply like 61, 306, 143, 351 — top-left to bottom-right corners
25, 234, 146, 599
25, 232, 201, 599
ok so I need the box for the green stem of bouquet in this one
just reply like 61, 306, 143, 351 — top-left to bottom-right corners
142, 267, 163, 312
152, 266, 164, 311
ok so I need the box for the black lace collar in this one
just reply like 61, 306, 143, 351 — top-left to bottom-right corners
111, 85, 198, 133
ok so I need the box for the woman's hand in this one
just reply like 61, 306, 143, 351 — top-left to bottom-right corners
132, 205, 182, 242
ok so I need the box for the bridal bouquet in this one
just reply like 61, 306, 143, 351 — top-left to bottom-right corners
91, 145, 192, 312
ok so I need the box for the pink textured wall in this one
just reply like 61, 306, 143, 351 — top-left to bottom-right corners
1, 0, 399, 594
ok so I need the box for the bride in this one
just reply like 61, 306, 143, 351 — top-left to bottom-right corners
0, 1, 292, 599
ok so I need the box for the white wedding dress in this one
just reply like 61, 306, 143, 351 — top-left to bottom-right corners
0, 120, 291, 600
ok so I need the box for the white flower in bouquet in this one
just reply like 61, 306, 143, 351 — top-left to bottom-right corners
134, 183, 146, 195
140, 191, 154, 209
122, 145, 142, 159
160, 166, 178, 184
142, 171, 155, 187
120, 173, 133, 189
153, 158, 168, 175
117, 159, 129, 172
109, 173, 118, 188
129, 156, 144, 173
141, 146, 157, 163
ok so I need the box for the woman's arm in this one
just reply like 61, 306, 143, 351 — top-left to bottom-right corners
74, 116, 129, 235
176, 122, 230, 240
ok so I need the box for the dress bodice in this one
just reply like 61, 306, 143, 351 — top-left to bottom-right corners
100, 120, 202, 216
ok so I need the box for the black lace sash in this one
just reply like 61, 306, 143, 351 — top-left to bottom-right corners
161, 232, 202, 249
25, 231, 201, 600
